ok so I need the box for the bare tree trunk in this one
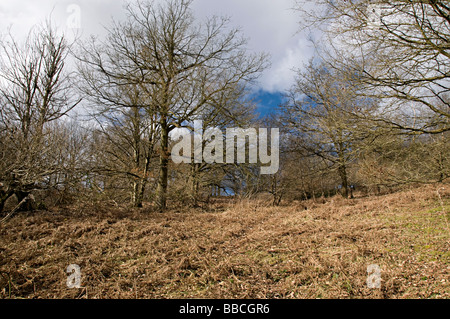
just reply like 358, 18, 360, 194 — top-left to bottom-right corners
134, 173, 147, 208
338, 164, 349, 199
134, 155, 150, 208
190, 164, 201, 207
156, 121, 169, 212
271, 175, 282, 206
136, 179, 146, 207
132, 181, 143, 208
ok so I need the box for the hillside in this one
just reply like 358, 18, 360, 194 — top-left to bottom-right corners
0, 184, 449, 299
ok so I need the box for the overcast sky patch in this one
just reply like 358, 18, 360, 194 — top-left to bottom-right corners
0, 0, 315, 101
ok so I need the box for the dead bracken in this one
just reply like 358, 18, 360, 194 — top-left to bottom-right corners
0, 184, 448, 299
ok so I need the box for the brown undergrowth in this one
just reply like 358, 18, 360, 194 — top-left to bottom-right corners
0, 184, 449, 299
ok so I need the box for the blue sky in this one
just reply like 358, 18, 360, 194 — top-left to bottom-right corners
0, 0, 315, 116
252, 90, 287, 118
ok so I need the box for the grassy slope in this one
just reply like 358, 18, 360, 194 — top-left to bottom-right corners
0, 184, 449, 299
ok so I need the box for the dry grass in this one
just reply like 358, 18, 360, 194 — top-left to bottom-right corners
0, 184, 449, 299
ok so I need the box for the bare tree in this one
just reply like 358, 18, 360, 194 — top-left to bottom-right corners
77, 77, 159, 207
295, 0, 450, 134
77, 0, 268, 212
0, 22, 80, 212
184, 86, 258, 207
281, 61, 372, 198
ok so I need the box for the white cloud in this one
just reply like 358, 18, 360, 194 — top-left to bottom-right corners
191, 0, 314, 92
0, 0, 315, 92
0, 1, 57, 36
264, 37, 316, 92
